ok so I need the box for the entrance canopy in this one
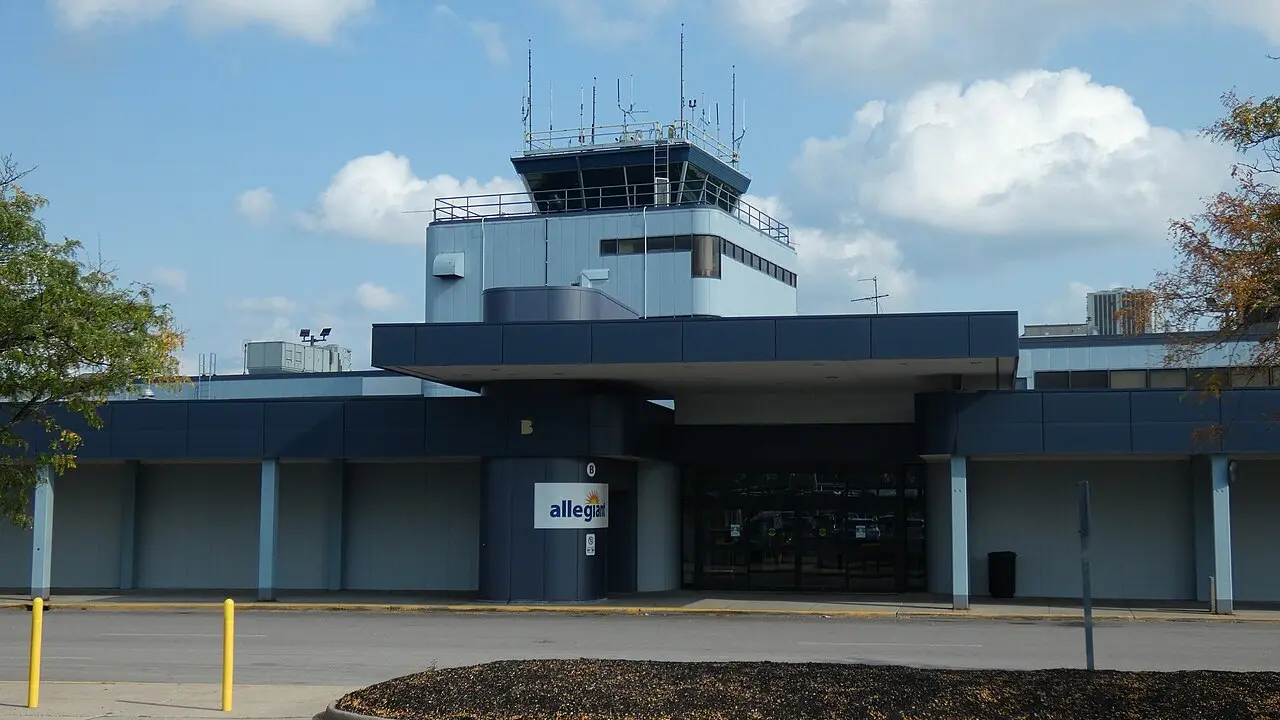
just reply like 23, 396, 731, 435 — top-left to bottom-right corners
372, 312, 1020, 395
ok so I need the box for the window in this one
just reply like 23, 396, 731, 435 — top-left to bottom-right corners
646, 236, 675, 252
617, 238, 643, 255
1189, 369, 1229, 390
1034, 371, 1070, 389
692, 234, 721, 278
1070, 370, 1108, 389
1109, 370, 1147, 389
1149, 369, 1186, 389
1231, 367, 1270, 388
600, 235, 693, 256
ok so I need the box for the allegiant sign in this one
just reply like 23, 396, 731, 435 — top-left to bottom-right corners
533, 482, 609, 530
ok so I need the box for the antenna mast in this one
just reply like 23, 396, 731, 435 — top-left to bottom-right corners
679, 24, 685, 139
523, 39, 533, 145
852, 276, 889, 315
591, 77, 597, 144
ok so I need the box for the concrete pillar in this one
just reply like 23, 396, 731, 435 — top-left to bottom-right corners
258, 459, 280, 601
29, 466, 54, 601
119, 461, 139, 590
325, 461, 345, 592
1211, 454, 1234, 614
950, 455, 970, 610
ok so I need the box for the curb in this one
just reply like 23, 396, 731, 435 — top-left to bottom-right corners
316, 704, 382, 720
1, 601, 1275, 622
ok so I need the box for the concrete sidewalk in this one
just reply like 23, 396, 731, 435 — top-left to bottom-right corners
2, 591, 1278, 622
0, 681, 345, 720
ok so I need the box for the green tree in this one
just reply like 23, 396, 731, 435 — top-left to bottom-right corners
1, 155, 187, 528
1127, 85, 1280, 407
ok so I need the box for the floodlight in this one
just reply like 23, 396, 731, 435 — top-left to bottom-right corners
319, 328, 332, 339
300, 328, 311, 338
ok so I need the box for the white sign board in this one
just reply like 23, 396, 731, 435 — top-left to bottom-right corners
585, 533, 596, 556
534, 482, 610, 529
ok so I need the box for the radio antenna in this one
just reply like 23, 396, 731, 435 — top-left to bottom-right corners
716, 103, 721, 142
591, 77, 597, 144
578, 87, 585, 144
679, 24, 685, 139
549, 80, 553, 132
522, 39, 533, 144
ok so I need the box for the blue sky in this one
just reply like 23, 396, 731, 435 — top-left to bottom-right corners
3, 0, 1278, 371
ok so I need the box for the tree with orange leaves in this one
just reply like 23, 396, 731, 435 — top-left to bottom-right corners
1, 155, 188, 528
1127, 87, 1280, 388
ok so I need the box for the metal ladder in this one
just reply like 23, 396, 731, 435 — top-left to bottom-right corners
653, 135, 670, 206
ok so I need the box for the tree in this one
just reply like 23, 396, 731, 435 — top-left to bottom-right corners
1126, 85, 1280, 404
1, 155, 187, 528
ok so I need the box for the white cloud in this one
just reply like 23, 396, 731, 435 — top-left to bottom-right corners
236, 187, 276, 224
1038, 280, 1096, 325
795, 68, 1232, 241
232, 295, 298, 314
549, 0, 675, 44
51, 0, 373, 43
298, 151, 523, 244
354, 282, 402, 312
151, 266, 187, 293
745, 194, 917, 315
718, 0, 1276, 83
468, 20, 508, 66
1210, 0, 1280, 43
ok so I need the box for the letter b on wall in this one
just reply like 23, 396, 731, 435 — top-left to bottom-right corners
520, 419, 534, 435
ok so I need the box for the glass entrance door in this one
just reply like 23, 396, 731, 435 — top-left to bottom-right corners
688, 466, 923, 593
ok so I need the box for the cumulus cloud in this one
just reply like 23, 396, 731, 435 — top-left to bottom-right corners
435, 6, 507, 65
51, 0, 373, 43
1038, 280, 1096, 325
150, 266, 187, 293
298, 151, 523, 244
745, 194, 917, 315
354, 282, 402, 312
718, 0, 1275, 83
794, 68, 1232, 241
549, 0, 675, 44
236, 187, 276, 224
232, 295, 297, 314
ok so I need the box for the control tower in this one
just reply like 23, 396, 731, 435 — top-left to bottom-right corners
423, 77, 797, 323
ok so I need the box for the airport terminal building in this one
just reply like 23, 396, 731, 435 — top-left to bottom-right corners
3, 120, 1278, 612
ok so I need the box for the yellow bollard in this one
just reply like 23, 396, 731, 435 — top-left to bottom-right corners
27, 597, 43, 708
221, 598, 234, 712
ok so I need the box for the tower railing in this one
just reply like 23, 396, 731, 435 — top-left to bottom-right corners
522, 120, 740, 169
432, 178, 791, 248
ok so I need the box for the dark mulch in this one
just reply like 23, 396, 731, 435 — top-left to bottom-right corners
335, 659, 1280, 720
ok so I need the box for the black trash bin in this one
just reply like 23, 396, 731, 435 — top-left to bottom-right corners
988, 551, 1017, 599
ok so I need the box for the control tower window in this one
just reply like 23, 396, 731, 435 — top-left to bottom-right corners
692, 234, 722, 278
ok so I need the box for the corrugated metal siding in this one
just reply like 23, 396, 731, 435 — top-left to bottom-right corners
1232, 460, 1280, 602
135, 463, 259, 589
968, 459, 1195, 600
276, 463, 332, 590
343, 462, 480, 591
50, 464, 130, 589
1019, 340, 1260, 385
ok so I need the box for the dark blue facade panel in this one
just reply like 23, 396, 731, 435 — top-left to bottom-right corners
423, 398, 502, 457
967, 313, 1021, 357
345, 399, 426, 457
371, 325, 416, 367
187, 403, 264, 458
502, 323, 593, 365
773, 316, 871, 362
263, 401, 345, 458
673, 424, 916, 466
871, 314, 970, 360
376, 312, 1022, 374
14, 404, 115, 460
918, 389, 1280, 456
111, 402, 188, 458
681, 318, 776, 362
591, 320, 683, 364
419, 324, 503, 366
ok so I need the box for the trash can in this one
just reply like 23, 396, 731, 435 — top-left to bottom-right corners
988, 551, 1017, 599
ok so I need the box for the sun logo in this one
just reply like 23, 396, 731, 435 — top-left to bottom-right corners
585, 491, 601, 505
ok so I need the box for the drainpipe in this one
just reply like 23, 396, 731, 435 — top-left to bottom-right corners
642, 206, 648, 318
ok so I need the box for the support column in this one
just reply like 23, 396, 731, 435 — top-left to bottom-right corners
950, 455, 970, 611
325, 461, 345, 592
1210, 454, 1234, 614
29, 466, 54, 601
258, 459, 280, 602
118, 461, 139, 590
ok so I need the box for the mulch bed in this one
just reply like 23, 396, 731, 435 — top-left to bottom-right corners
335, 659, 1280, 720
